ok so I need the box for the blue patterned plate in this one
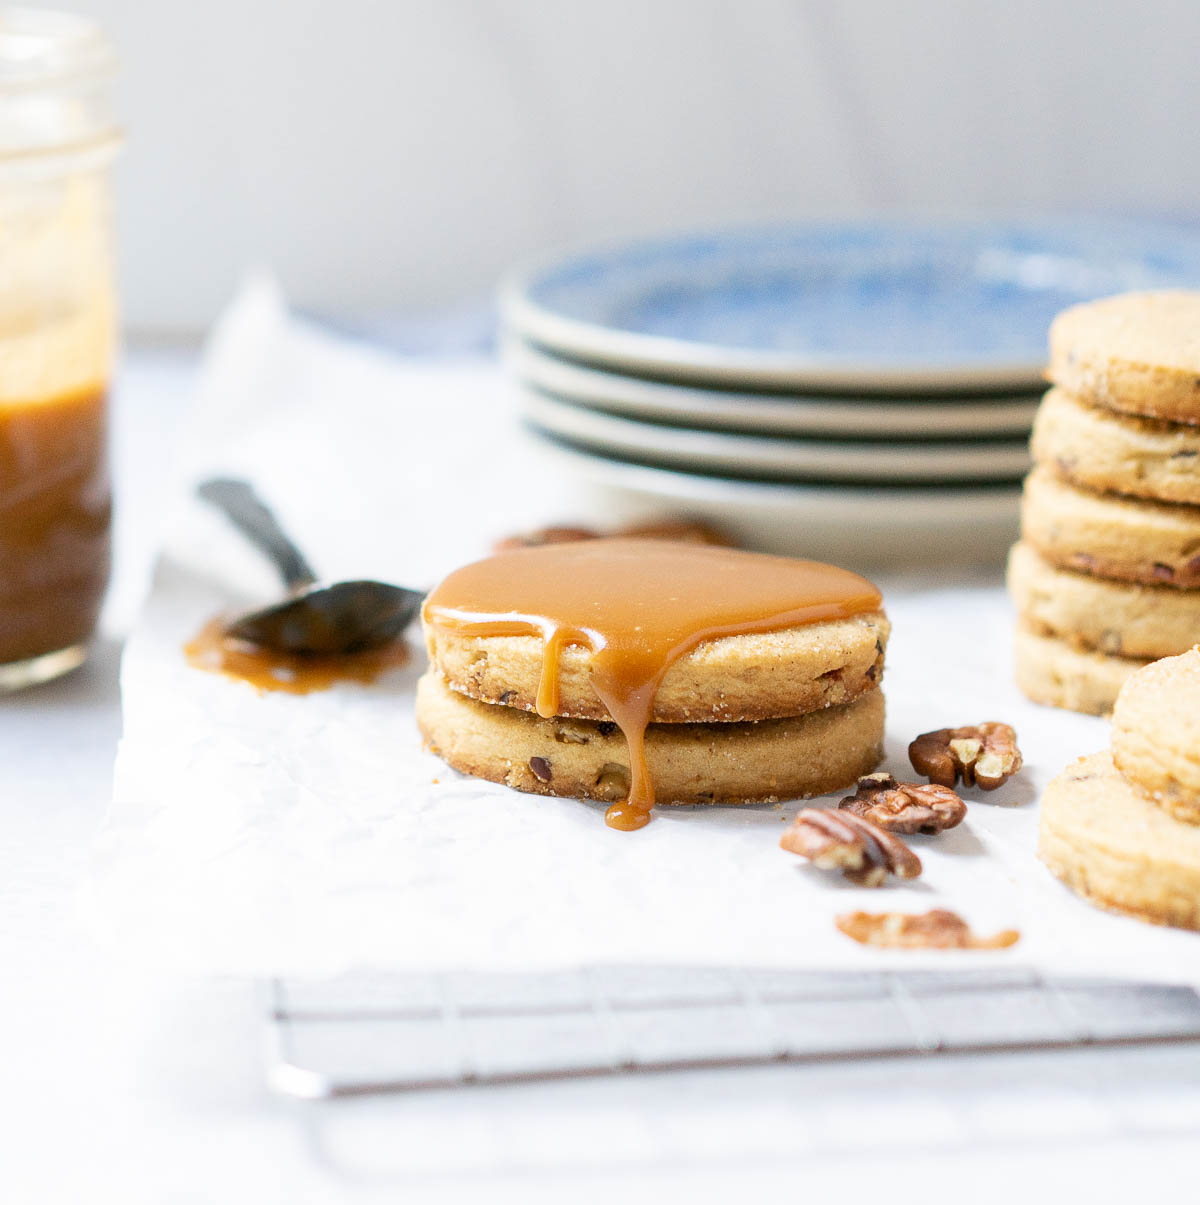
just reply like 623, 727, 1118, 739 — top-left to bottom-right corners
502, 219, 1200, 390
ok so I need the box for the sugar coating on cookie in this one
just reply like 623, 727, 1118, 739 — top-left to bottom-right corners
1007, 542, 1200, 659
1020, 466, 1200, 588
1031, 387, 1200, 506
427, 611, 889, 724
1112, 647, 1200, 823
416, 670, 885, 806
1039, 751, 1200, 930
1013, 623, 1147, 716
1049, 290, 1200, 425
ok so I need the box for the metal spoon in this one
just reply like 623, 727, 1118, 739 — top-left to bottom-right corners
197, 477, 424, 655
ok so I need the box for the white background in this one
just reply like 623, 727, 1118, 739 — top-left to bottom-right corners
65, 0, 1200, 332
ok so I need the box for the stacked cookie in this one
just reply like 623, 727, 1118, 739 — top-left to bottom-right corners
417, 540, 891, 824
1009, 291, 1200, 715
1040, 647, 1200, 930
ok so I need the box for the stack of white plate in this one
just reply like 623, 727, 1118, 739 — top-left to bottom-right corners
500, 220, 1200, 564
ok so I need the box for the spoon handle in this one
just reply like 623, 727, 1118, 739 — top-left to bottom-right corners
197, 477, 319, 590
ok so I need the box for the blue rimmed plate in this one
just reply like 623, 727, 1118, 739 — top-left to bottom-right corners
502, 219, 1200, 391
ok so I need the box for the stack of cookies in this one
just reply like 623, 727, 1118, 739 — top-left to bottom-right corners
1040, 647, 1200, 930
417, 540, 891, 828
1008, 291, 1200, 715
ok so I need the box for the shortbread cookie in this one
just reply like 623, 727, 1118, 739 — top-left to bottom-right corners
1021, 467, 1200, 588
1007, 542, 1200, 658
415, 671, 884, 805
1039, 751, 1200, 930
1031, 387, 1200, 505
1112, 648, 1200, 824
426, 609, 889, 724
1013, 623, 1147, 716
1049, 290, 1200, 425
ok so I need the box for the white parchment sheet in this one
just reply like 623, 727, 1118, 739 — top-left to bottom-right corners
90, 280, 1200, 984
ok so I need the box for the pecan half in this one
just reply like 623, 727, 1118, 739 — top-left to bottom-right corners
780, 807, 921, 887
494, 516, 735, 553
616, 517, 733, 545
909, 722, 1022, 791
838, 772, 966, 835
493, 525, 600, 552
836, 908, 1020, 950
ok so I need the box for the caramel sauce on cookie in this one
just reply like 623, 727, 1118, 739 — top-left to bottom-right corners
185, 617, 409, 694
423, 539, 881, 831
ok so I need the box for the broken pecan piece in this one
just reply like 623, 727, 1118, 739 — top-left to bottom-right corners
838, 772, 966, 835
493, 525, 600, 552
616, 517, 733, 545
493, 516, 735, 553
836, 908, 1020, 950
909, 722, 1022, 790
780, 807, 921, 887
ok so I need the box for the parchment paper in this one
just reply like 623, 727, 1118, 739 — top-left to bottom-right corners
90, 278, 1200, 984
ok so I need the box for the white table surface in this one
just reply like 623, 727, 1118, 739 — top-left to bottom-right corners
5, 348, 1200, 1204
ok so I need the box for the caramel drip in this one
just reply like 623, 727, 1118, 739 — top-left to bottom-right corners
185, 617, 409, 694
423, 539, 882, 831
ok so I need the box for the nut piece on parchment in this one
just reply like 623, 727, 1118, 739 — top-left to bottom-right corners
493, 516, 734, 553
616, 517, 733, 546
838, 772, 967, 835
909, 722, 1023, 791
780, 807, 921, 887
836, 908, 1021, 950
493, 525, 601, 552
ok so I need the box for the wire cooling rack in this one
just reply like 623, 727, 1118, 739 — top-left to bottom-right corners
265, 967, 1200, 1099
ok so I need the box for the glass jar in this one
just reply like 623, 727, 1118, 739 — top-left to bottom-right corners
0, 8, 120, 689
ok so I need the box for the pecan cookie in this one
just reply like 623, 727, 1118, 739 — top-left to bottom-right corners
1014, 623, 1148, 716
1049, 290, 1200, 426
416, 671, 884, 806
1007, 541, 1200, 659
1031, 387, 1200, 506
1039, 751, 1200, 931
426, 610, 889, 724
1111, 647, 1200, 824
1020, 466, 1200, 589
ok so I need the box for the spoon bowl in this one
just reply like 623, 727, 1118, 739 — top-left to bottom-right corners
226, 580, 425, 655
198, 477, 425, 656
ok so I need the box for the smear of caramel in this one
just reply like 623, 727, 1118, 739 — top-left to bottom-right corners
423, 539, 882, 830
185, 617, 408, 694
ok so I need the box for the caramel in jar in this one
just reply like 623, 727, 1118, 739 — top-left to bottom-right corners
0, 12, 121, 686
0, 384, 110, 665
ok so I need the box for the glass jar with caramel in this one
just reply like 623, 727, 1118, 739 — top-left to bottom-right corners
0, 9, 120, 689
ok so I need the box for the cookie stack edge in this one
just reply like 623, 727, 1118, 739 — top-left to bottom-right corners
1008, 290, 1200, 715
